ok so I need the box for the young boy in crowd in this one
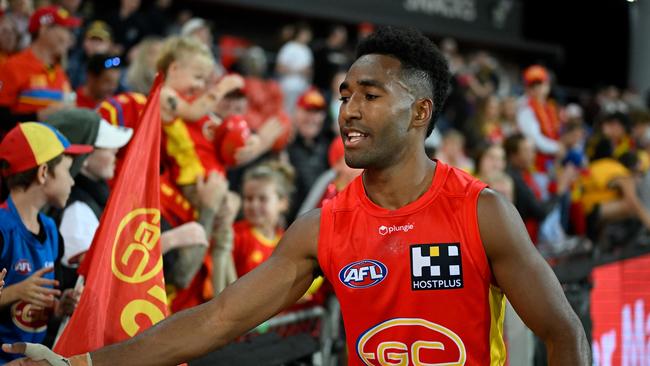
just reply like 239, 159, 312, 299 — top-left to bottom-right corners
0, 122, 92, 362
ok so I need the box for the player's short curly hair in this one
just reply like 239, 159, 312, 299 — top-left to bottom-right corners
356, 26, 450, 137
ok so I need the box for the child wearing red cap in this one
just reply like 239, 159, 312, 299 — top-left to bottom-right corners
0, 122, 91, 362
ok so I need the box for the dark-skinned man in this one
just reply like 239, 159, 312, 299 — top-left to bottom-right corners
4, 26, 590, 366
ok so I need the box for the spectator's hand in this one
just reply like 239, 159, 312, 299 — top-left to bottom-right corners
210, 74, 245, 101
234, 116, 286, 165
0, 268, 6, 297
196, 171, 229, 211
12, 267, 60, 309
557, 164, 578, 194
160, 221, 208, 254
54, 288, 81, 318
234, 134, 263, 166
215, 191, 241, 228
2, 342, 81, 365
554, 144, 567, 160
257, 116, 286, 149
36, 104, 69, 121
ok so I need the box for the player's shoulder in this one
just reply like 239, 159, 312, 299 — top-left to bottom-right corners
438, 162, 484, 196
275, 208, 321, 258
323, 176, 362, 212
292, 208, 321, 230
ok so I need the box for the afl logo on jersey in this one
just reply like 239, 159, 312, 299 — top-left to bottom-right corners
356, 318, 466, 365
14, 259, 32, 275
339, 260, 387, 289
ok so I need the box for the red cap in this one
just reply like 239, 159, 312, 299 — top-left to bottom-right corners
523, 65, 549, 86
296, 88, 326, 111
28, 6, 81, 34
358, 22, 375, 34
328, 137, 345, 167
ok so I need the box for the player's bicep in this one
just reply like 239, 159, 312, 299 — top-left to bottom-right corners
478, 189, 577, 341
208, 210, 320, 339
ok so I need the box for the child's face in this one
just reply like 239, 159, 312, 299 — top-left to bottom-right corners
479, 146, 505, 177
43, 155, 75, 209
84, 148, 119, 181
166, 55, 213, 98
243, 179, 286, 229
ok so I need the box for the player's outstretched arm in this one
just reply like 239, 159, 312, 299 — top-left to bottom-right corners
477, 189, 590, 365
4, 210, 322, 366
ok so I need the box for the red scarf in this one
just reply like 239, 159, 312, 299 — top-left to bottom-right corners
529, 97, 560, 140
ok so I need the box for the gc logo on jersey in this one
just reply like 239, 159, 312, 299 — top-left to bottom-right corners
410, 243, 463, 291
12, 301, 50, 333
356, 318, 466, 365
339, 259, 388, 289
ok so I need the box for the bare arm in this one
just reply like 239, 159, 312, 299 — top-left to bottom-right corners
88, 209, 321, 366
615, 176, 650, 229
160, 75, 245, 123
478, 189, 590, 365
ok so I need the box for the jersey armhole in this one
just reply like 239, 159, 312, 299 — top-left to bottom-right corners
317, 203, 334, 281
463, 181, 494, 285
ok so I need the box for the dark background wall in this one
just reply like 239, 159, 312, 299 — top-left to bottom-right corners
522, 0, 630, 89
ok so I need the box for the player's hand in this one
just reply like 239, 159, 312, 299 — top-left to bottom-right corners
54, 288, 81, 318
2, 343, 62, 365
12, 267, 60, 309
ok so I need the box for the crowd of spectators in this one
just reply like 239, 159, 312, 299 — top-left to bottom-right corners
0, 0, 649, 363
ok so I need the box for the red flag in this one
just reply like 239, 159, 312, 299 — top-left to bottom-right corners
54, 75, 168, 356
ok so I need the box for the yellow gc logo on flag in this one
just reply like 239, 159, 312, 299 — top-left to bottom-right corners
111, 208, 163, 284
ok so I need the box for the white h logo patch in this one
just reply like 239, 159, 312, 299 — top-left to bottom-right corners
411, 246, 433, 277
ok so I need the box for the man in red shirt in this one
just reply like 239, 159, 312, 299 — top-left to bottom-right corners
0, 6, 80, 132
5, 27, 589, 366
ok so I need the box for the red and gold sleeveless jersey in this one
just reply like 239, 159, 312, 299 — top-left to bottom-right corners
318, 161, 506, 365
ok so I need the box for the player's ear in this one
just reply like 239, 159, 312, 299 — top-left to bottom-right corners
411, 98, 433, 130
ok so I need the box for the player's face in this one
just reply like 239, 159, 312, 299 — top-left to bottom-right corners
338, 54, 416, 169
43, 155, 75, 208
242, 179, 287, 229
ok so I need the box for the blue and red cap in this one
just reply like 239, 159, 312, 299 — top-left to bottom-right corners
0, 122, 93, 176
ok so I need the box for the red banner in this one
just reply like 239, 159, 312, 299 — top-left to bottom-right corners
54, 75, 167, 356
591, 253, 650, 366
